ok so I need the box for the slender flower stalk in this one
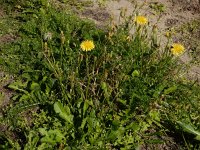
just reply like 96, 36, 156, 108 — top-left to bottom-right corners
60, 31, 65, 66
80, 40, 95, 100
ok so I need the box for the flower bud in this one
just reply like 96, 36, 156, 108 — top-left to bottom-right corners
60, 31, 65, 45
43, 32, 52, 42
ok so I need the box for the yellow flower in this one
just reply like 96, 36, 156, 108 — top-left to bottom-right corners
171, 43, 185, 56
80, 40, 95, 51
135, 16, 148, 25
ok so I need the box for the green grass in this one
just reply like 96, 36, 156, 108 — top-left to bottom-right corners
0, 0, 200, 149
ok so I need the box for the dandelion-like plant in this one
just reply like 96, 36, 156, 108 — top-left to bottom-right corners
171, 43, 185, 56
80, 40, 95, 51
135, 16, 148, 25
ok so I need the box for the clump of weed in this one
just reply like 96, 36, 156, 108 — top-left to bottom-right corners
0, 0, 200, 149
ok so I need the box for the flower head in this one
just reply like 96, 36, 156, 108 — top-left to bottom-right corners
135, 16, 148, 25
80, 40, 95, 51
171, 43, 185, 56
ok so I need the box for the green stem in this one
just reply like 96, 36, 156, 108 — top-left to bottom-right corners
85, 53, 90, 100
86, 53, 89, 77
60, 44, 64, 67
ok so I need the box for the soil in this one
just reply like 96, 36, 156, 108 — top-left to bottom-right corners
0, 72, 14, 111
0, 8, 4, 18
0, 33, 17, 44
